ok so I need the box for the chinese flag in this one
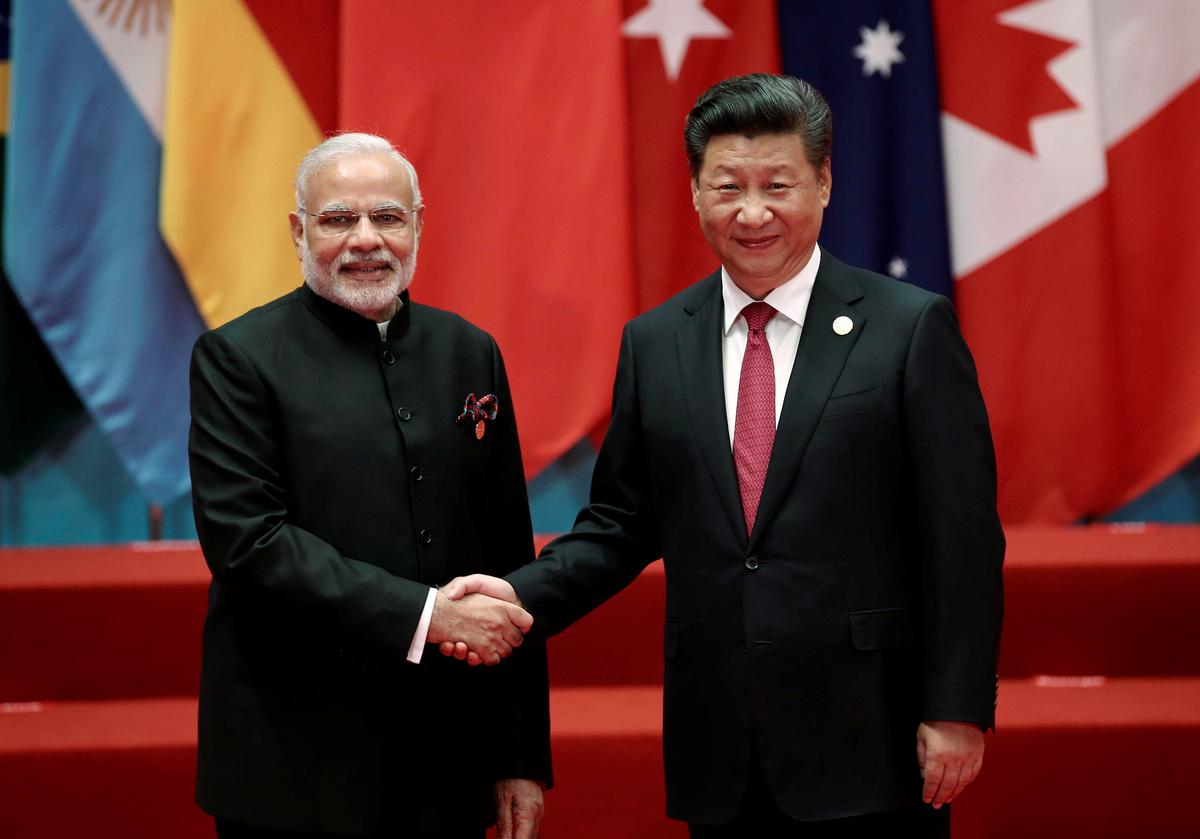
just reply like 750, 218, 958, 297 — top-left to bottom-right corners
623, 0, 780, 311
341, 1, 778, 476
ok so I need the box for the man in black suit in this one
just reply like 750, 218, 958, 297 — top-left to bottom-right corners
188, 133, 551, 839
443, 75, 1004, 837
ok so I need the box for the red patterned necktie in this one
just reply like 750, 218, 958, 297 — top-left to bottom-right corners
733, 302, 777, 536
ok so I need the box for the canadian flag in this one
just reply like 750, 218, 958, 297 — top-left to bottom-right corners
934, 0, 1200, 523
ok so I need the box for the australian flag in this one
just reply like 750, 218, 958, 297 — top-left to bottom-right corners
778, 0, 953, 298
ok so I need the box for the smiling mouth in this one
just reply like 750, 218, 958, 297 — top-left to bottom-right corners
735, 235, 779, 250
340, 261, 392, 278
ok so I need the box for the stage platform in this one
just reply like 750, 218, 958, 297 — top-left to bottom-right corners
2, 525, 1198, 837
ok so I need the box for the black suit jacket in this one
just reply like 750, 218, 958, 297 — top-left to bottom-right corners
189, 284, 551, 835
508, 252, 1003, 824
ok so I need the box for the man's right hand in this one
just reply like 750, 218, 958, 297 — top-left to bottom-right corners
426, 589, 532, 666
438, 575, 523, 666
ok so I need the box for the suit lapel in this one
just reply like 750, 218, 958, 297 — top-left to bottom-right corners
749, 256, 865, 550
675, 273, 747, 545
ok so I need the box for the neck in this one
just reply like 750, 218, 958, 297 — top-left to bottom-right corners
731, 278, 781, 301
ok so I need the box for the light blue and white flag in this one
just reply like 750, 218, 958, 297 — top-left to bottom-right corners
5, 0, 205, 504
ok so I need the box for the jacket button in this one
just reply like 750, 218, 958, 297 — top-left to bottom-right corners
744, 556, 759, 571
419, 529, 433, 544
381, 349, 395, 365
409, 466, 423, 481
396, 407, 412, 422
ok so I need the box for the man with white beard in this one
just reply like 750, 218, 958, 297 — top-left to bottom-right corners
188, 133, 551, 839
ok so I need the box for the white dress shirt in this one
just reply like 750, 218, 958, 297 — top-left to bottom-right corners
721, 246, 821, 448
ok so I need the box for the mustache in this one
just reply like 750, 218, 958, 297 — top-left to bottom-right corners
334, 249, 401, 271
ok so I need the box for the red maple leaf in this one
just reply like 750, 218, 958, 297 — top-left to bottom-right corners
933, 0, 1078, 153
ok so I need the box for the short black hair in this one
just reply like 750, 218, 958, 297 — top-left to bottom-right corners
684, 73, 832, 178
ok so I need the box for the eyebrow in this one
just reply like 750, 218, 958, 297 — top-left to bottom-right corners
316, 200, 406, 213
707, 164, 797, 179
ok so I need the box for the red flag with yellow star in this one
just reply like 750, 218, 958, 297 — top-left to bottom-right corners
341, 0, 778, 475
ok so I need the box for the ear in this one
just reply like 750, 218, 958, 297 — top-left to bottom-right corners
412, 206, 424, 240
691, 178, 701, 213
288, 212, 305, 261
818, 158, 832, 208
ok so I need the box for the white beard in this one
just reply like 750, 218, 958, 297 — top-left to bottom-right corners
302, 238, 418, 320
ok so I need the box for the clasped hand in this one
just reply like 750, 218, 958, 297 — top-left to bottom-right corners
433, 575, 522, 665
426, 579, 529, 665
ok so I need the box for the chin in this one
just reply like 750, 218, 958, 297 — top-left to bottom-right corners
321, 276, 398, 317
303, 249, 416, 318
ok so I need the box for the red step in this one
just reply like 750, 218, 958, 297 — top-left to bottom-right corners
0, 697, 209, 839
0, 543, 207, 702
953, 676, 1200, 838
998, 525, 1200, 677
3, 526, 1199, 702
4, 678, 1198, 838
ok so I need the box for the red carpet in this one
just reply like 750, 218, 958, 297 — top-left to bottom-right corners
2, 525, 1199, 836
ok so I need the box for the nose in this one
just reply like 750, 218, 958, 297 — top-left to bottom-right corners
345, 213, 384, 250
735, 193, 774, 228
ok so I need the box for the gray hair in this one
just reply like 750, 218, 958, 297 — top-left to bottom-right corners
294, 132, 423, 211
684, 74, 832, 178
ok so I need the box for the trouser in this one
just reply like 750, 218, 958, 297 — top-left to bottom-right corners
688, 748, 951, 839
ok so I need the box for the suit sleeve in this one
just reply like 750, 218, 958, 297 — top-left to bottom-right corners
507, 322, 661, 638
903, 296, 1005, 730
188, 329, 430, 660
482, 337, 553, 786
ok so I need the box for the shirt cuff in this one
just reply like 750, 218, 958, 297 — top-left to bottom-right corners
406, 587, 438, 664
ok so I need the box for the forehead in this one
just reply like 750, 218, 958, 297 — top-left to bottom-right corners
305, 154, 412, 208
699, 133, 812, 176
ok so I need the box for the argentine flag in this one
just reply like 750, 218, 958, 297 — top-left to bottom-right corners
5, 0, 205, 504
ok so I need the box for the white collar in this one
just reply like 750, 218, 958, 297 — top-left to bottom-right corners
721, 245, 821, 336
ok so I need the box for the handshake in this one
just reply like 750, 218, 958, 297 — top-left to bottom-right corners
426, 575, 529, 665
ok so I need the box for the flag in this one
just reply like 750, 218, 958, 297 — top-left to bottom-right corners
778, 0, 952, 297
341, 0, 778, 478
934, 0, 1200, 522
340, 1, 638, 477
4, 0, 205, 504
0, 271, 83, 475
0, 0, 85, 474
623, 0, 781, 312
161, 0, 337, 329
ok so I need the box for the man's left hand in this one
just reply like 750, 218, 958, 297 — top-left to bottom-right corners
494, 778, 544, 839
916, 720, 985, 809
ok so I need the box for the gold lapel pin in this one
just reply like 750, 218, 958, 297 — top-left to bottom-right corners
832, 316, 853, 336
